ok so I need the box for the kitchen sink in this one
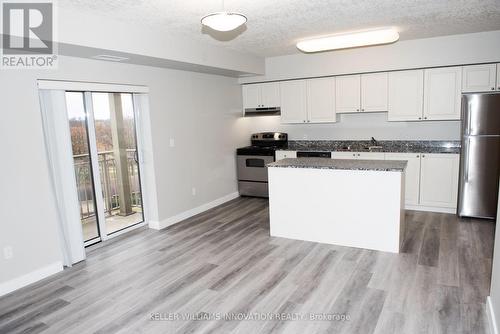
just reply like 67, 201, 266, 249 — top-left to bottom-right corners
367, 146, 384, 151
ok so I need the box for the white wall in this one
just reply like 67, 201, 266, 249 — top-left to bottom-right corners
239, 113, 460, 141
239, 30, 500, 83
488, 186, 500, 334
56, 7, 264, 75
237, 31, 500, 141
0, 55, 246, 288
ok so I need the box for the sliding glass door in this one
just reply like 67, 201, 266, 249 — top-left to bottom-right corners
66, 91, 144, 245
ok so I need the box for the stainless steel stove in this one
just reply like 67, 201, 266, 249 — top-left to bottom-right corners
236, 132, 288, 197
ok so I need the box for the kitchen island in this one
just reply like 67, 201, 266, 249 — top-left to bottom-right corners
267, 158, 407, 253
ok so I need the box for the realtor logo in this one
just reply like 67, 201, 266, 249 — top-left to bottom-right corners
1, 1, 57, 69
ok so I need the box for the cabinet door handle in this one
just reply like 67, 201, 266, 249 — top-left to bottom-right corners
356, 109, 360, 111
492, 87, 495, 91
361, 108, 365, 111
422, 154, 425, 158
418, 117, 422, 120
416, 155, 420, 158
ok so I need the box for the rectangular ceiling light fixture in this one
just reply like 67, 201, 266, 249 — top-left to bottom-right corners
296, 27, 399, 53
92, 54, 129, 62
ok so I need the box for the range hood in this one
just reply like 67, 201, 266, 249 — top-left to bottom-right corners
244, 107, 281, 117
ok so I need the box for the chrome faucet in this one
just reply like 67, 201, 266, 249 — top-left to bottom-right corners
370, 137, 378, 146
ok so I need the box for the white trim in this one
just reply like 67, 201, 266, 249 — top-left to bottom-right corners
83, 92, 108, 240
37, 80, 149, 93
132, 94, 159, 229
405, 204, 456, 214
488, 296, 499, 334
107, 221, 148, 239
151, 192, 240, 230
0, 262, 63, 297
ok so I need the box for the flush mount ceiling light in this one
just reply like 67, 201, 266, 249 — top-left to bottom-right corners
201, 0, 246, 32
201, 12, 247, 31
296, 28, 400, 53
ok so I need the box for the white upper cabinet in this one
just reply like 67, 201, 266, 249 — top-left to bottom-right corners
462, 64, 497, 93
388, 70, 424, 121
306, 77, 336, 123
361, 73, 388, 112
336, 73, 388, 113
260, 82, 280, 107
242, 82, 280, 109
419, 153, 460, 208
242, 84, 260, 109
423, 67, 462, 120
385, 153, 421, 205
336, 75, 361, 113
280, 80, 307, 124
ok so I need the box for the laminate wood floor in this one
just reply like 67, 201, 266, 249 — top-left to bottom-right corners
0, 197, 495, 334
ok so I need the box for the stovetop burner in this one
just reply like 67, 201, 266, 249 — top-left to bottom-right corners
237, 132, 288, 156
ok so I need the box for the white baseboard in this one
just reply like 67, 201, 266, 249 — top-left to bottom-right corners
405, 204, 456, 214
487, 296, 499, 334
151, 192, 240, 230
0, 261, 63, 297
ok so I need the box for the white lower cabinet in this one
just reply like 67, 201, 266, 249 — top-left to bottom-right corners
331, 152, 358, 159
281, 149, 459, 212
332, 151, 460, 210
385, 153, 421, 206
331, 152, 385, 159
419, 153, 460, 208
275, 150, 297, 161
357, 152, 385, 160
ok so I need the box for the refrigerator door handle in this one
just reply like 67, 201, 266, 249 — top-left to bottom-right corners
464, 137, 470, 183
467, 102, 472, 135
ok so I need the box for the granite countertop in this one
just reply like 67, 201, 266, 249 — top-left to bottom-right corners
279, 140, 461, 154
268, 158, 407, 172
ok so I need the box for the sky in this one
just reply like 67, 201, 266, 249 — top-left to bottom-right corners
65, 92, 135, 121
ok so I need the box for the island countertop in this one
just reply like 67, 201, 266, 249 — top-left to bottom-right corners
267, 157, 407, 172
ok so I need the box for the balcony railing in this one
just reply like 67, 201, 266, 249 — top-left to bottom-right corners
73, 149, 141, 220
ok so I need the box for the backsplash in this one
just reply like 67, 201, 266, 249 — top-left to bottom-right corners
240, 112, 461, 141
285, 140, 461, 154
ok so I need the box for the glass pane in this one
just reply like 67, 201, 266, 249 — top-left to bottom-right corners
91, 92, 144, 234
65, 92, 100, 242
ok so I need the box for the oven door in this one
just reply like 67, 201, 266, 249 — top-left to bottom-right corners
237, 155, 274, 182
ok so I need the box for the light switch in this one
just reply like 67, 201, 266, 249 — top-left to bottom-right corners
3, 246, 13, 260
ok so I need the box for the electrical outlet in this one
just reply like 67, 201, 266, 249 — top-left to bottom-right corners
169, 138, 175, 147
192, 187, 196, 196
3, 246, 13, 260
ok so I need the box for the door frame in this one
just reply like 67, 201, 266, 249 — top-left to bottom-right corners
38, 80, 157, 246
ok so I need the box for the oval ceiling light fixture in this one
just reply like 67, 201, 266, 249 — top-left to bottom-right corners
201, 12, 247, 32
296, 27, 400, 53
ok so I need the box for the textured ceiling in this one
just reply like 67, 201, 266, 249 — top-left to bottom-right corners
59, 0, 500, 57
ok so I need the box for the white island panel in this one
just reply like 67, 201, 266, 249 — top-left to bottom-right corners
268, 167, 405, 253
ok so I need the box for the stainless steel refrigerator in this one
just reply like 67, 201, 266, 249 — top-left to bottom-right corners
458, 93, 500, 219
